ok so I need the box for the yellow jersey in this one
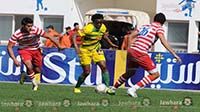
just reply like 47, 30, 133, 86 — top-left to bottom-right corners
79, 23, 107, 50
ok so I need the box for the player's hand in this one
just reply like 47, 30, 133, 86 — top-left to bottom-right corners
111, 44, 118, 48
13, 59, 21, 67
174, 55, 182, 63
103, 32, 109, 37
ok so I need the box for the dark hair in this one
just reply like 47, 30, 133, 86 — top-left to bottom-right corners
153, 13, 166, 25
46, 25, 54, 29
91, 14, 104, 22
21, 17, 33, 25
73, 22, 79, 27
65, 26, 71, 30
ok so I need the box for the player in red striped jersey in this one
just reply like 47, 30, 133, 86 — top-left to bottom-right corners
112, 13, 182, 97
7, 17, 62, 91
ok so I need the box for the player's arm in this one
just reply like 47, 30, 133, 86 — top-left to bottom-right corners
54, 32, 64, 46
7, 42, 21, 67
72, 32, 81, 54
43, 33, 63, 50
102, 32, 118, 48
158, 33, 182, 63
55, 32, 63, 40
129, 30, 138, 39
121, 35, 128, 50
128, 30, 138, 48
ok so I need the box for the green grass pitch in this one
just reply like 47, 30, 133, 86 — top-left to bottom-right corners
0, 82, 199, 112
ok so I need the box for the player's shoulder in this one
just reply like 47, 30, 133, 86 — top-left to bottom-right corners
13, 29, 22, 37
31, 26, 45, 34
84, 23, 94, 29
83, 23, 95, 33
13, 29, 21, 34
100, 24, 107, 32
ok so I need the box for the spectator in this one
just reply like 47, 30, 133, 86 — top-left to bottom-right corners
65, 26, 71, 35
44, 25, 62, 47
69, 22, 82, 47
59, 27, 72, 48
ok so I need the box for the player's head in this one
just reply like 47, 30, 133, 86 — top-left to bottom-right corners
21, 17, 33, 32
91, 14, 104, 29
153, 13, 166, 25
46, 25, 55, 30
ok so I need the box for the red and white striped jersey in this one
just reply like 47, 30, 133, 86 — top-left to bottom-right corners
130, 22, 164, 54
9, 26, 45, 50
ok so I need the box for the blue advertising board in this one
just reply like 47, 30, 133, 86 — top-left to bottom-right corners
0, 46, 200, 91
41, 48, 115, 85
127, 52, 200, 90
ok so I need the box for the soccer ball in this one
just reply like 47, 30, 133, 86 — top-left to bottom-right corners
95, 84, 107, 93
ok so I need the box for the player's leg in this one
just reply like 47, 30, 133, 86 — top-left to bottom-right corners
127, 71, 160, 97
96, 61, 110, 87
23, 60, 38, 90
94, 50, 115, 95
97, 61, 115, 95
114, 68, 137, 89
74, 65, 91, 93
33, 67, 41, 87
19, 71, 27, 85
36, 1, 39, 11
40, 2, 43, 9
31, 49, 43, 91
113, 52, 138, 89
127, 53, 160, 97
18, 49, 38, 90
19, 63, 27, 85
93, 50, 110, 86
134, 72, 159, 89
74, 48, 92, 93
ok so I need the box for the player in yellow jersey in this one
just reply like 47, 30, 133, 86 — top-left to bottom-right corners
73, 14, 118, 95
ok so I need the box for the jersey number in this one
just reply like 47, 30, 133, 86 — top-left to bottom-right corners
139, 27, 149, 36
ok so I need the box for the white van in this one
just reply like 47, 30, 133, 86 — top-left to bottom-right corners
84, 8, 150, 28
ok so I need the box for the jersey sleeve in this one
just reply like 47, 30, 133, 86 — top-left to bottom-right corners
157, 27, 165, 35
83, 24, 94, 34
9, 34, 17, 44
9, 30, 20, 44
34, 26, 45, 37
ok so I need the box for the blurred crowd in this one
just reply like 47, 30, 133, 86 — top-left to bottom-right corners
43, 22, 135, 50
44, 22, 81, 49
